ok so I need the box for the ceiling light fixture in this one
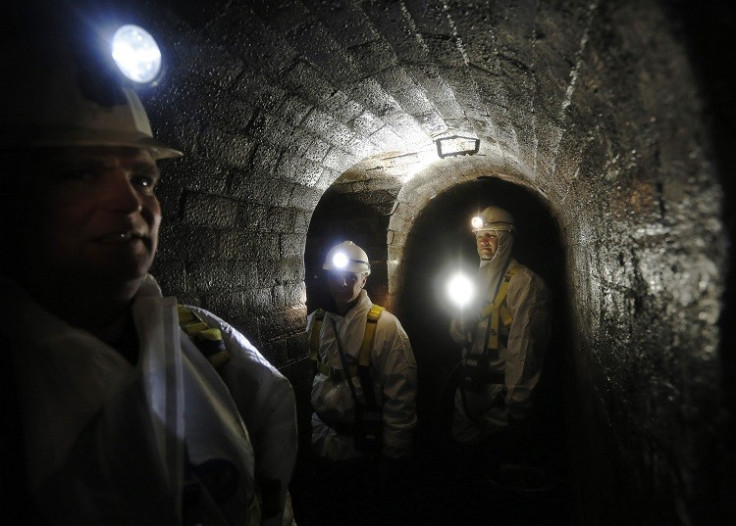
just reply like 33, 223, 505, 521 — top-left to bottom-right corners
435, 135, 480, 159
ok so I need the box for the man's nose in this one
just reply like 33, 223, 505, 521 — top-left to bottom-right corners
101, 172, 143, 213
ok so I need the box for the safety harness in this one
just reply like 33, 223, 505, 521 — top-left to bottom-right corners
480, 263, 518, 353
309, 305, 385, 452
460, 263, 518, 391
308, 304, 384, 390
177, 305, 231, 369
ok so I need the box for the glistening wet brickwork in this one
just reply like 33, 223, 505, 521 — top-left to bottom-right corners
99, 0, 736, 523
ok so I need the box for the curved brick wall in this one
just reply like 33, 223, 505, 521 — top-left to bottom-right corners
58, 0, 733, 523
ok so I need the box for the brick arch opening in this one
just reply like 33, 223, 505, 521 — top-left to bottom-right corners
127, 0, 734, 521
304, 155, 406, 313
395, 175, 571, 470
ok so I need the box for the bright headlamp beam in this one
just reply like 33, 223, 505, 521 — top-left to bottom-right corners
447, 273, 475, 308
111, 24, 162, 84
332, 252, 349, 269
471, 216, 483, 230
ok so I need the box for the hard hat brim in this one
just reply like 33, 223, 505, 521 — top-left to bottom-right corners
17, 135, 183, 160
474, 224, 514, 234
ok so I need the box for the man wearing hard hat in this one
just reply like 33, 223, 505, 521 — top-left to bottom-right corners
450, 206, 551, 449
0, 5, 296, 525
306, 241, 417, 465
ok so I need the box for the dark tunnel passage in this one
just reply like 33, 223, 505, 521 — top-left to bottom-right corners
397, 177, 568, 450
397, 177, 572, 524
295, 176, 572, 524
4, 0, 735, 524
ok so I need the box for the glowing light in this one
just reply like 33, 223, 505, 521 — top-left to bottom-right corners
447, 273, 475, 308
111, 25, 162, 84
332, 252, 349, 269
471, 216, 484, 230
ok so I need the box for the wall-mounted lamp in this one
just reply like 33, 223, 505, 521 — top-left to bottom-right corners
435, 135, 480, 158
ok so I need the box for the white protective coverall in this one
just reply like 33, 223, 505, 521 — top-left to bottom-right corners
0, 274, 297, 526
307, 290, 417, 462
450, 233, 550, 444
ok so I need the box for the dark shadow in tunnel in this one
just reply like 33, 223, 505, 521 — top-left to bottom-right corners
292, 177, 573, 525
395, 176, 573, 523
304, 186, 395, 316
398, 176, 569, 434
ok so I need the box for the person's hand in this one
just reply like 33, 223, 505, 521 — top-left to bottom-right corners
449, 318, 465, 344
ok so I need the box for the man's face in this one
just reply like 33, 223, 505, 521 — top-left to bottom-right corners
326, 271, 367, 307
22, 146, 162, 287
476, 231, 499, 260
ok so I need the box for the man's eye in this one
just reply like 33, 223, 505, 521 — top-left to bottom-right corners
131, 175, 158, 191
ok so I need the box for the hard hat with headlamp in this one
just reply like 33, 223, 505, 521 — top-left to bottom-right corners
471, 206, 515, 234
323, 241, 371, 276
0, 8, 181, 160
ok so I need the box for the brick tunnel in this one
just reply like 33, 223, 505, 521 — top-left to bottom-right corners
32, 0, 734, 524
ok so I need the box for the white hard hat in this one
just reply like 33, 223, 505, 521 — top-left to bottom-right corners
323, 241, 371, 275
0, 11, 182, 160
471, 206, 515, 234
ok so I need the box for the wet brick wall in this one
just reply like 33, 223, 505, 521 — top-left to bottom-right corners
84, 0, 735, 523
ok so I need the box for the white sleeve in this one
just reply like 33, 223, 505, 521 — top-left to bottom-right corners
503, 270, 551, 419
372, 314, 418, 459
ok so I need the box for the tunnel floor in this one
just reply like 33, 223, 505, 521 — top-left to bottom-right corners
290, 418, 573, 526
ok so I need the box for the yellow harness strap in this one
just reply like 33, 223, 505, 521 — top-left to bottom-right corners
308, 305, 385, 380
480, 264, 518, 351
178, 306, 266, 523
178, 305, 231, 369
359, 305, 384, 367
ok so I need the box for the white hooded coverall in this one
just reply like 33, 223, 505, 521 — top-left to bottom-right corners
0, 274, 297, 525
307, 290, 417, 462
450, 234, 550, 445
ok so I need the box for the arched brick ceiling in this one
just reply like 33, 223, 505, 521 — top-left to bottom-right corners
146, 0, 722, 384
50, 0, 732, 523
147, 0, 711, 274
149, 0, 679, 195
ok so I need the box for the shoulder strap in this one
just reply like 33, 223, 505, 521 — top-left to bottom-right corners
177, 305, 230, 369
358, 305, 384, 367
309, 306, 383, 378
485, 264, 518, 351
357, 305, 384, 411
308, 305, 385, 411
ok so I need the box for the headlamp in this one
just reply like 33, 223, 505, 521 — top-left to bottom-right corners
111, 24, 162, 85
471, 217, 514, 233
332, 252, 350, 269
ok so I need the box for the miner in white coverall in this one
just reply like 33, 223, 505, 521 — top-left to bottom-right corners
450, 206, 551, 445
0, 5, 297, 524
307, 241, 417, 463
